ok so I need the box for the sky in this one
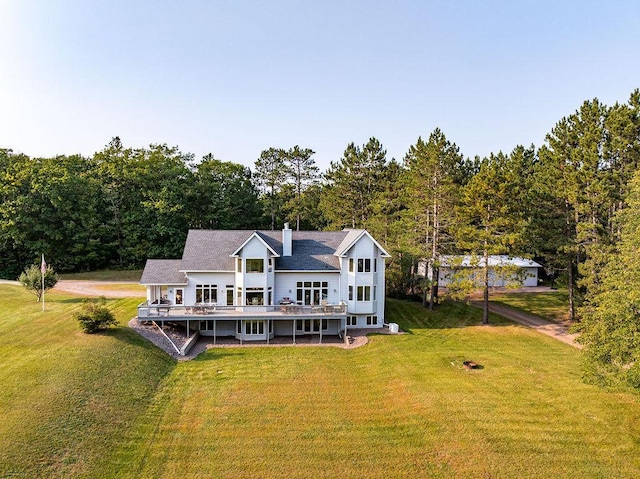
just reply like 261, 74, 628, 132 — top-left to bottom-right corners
1, 0, 639, 172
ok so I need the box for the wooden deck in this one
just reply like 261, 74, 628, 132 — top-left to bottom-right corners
138, 302, 347, 321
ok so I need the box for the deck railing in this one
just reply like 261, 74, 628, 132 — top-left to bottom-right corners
137, 301, 347, 319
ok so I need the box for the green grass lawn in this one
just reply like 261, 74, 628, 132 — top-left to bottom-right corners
0, 285, 175, 479
1, 286, 639, 478
491, 289, 571, 322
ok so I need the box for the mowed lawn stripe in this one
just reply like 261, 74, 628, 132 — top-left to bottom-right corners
108, 299, 640, 479
0, 285, 175, 479
1, 286, 639, 478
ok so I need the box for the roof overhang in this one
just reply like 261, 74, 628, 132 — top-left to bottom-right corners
335, 230, 391, 258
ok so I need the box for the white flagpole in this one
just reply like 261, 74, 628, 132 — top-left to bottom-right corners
41, 254, 46, 312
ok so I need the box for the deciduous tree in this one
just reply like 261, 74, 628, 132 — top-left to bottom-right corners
18, 263, 58, 302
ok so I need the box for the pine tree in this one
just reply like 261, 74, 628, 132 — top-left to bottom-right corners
452, 152, 528, 324
402, 129, 466, 309
254, 148, 289, 230
284, 146, 319, 231
576, 170, 640, 388
320, 138, 388, 230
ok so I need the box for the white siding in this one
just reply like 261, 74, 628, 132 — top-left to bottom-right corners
235, 236, 276, 305
439, 266, 539, 288
341, 234, 386, 327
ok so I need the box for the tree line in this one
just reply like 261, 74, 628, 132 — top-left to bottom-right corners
1, 89, 639, 387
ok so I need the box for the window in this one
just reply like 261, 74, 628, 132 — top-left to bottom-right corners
200, 320, 215, 331
366, 315, 378, 326
226, 285, 234, 305
357, 285, 371, 301
245, 320, 265, 335
349, 258, 354, 272
373, 285, 377, 301
196, 284, 217, 304
246, 259, 264, 273
246, 288, 264, 305
348, 285, 353, 301
296, 281, 328, 305
374, 258, 377, 272
347, 315, 357, 326
358, 258, 371, 273
237, 258, 242, 273
268, 258, 273, 272
296, 319, 327, 332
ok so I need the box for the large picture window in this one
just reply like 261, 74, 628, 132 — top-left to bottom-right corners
246, 259, 264, 273
196, 284, 217, 304
246, 287, 264, 305
296, 281, 328, 305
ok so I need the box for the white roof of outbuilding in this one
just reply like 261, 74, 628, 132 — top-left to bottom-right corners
440, 255, 542, 268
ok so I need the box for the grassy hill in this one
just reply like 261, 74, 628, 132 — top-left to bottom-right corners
0, 285, 175, 478
1, 285, 639, 478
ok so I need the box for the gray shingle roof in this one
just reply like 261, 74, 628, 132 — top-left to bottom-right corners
142, 228, 388, 279
271, 230, 350, 270
180, 230, 255, 271
140, 259, 187, 285
179, 229, 356, 272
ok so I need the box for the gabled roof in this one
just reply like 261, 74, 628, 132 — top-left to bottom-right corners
334, 229, 391, 258
140, 259, 187, 285
230, 231, 280, 257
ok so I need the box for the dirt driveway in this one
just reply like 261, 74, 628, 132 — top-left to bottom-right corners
470, 300, 582, 349
53, 280, 146, 298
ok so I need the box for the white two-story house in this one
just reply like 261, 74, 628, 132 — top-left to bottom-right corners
138, 224, 390, 343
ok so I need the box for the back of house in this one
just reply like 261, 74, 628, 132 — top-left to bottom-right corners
139, 224, 390, 342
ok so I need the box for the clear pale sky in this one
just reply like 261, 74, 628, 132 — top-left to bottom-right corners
1, 1, 639, 171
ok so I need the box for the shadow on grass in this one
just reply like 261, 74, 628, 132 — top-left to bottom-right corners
53, 297, 86, 304
191, 348, 244, 362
